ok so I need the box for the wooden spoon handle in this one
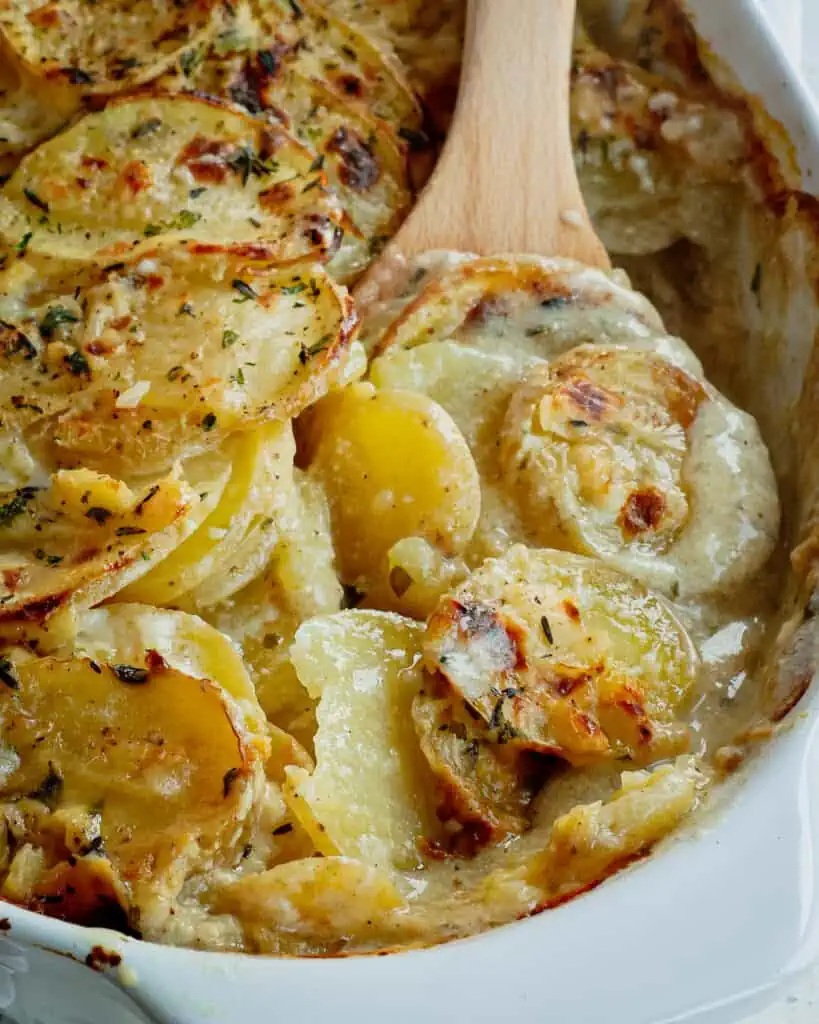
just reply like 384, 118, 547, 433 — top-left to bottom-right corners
395, 0, 609, 267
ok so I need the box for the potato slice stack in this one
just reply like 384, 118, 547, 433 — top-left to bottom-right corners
155, 0, 421, 281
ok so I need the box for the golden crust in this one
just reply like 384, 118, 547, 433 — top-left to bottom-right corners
0, 0, 222, 95
0, 93, 345, 264
424, 546, 698, 767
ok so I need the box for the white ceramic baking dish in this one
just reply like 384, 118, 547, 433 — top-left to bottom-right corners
2, 2, 819, 1022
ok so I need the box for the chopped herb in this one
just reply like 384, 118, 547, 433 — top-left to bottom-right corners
178, 302, 195, 317
39, 305, 79, 339
202, 412, 217, 431
23, 188, 49, 214
288, 0, 304, 17
85, 506, 112, 525
189, 186, 207, 199
222, 329, 239, 348
222, 766, 241, 797
62, 66, 94, 85
15, 232, 32, 256
64, 350, 90, 376
0, 658, 18, 689
0, 486, 38, 527
540, 615, 553, 643
569, 419, 588, 428
144, 210, 201, 236
112, 664, 150, 684
34, 549, 63, 566
130, 118, 162, 140
272, 822, 293, 836
89, 661, 102, 674
309, 153, 325, 172
179, 46, 204, 77
298, 333, 331, 364
231, 367, 245, 386
751, 262, 762, 298
29, 763, 63, 809
258, 49, 278, 75
231, 279, 257, 303
226, 145, 277, 185
134, 485, 160, 515
115, 525, 147, 537
282, 282, 306, 295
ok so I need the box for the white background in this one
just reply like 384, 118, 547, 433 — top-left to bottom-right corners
746, 2, 815, 1021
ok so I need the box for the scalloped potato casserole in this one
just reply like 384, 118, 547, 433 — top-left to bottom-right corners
0, 0, 816, 956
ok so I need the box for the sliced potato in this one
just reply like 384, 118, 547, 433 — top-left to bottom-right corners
425, 545, 698, 766
254, 0, 421, 134
207, 468, 342, 748
302, 382, 480, 594
371, 340, 530, 454
529, 757, 703, 898
481, 757, 704, 907
118, 422, 295, 608
572, 27, 749, 254
74, 603, 270, 746
272, 73, 412, 282
160, 0, 421, 137
213, 856, 403, 954
283, 610, 438, 870
0, 613, 266, 933
0, 0, 221, 95
412, 691, 544, 851
371, 255, 680, 364
0, 58, 76, 168
320, 0, 464, 123
157, 18, 413, 282
500, 347, 780, 598
0, 253, 356, 477
0, 460, 227, 646
381, 536, 468, 619
0, 95, 344, 264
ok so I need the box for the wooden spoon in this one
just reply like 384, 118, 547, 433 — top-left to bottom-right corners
366, 0, 609, 274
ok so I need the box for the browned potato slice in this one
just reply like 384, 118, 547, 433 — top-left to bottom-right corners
0, 253, 356, 477
0, 463, 225, 646
425, 545, 698, 766
0, 613, 266, 934
0, 95, 344, 264
412, 691, 544, 852
500, 346, 780, 598
302, 382, 480, 596
213, 856, 403, 954
283, 610, 439, 870
320, 0, 464, 127
160, 0, 421, 137
370, 254, 679, 361
0, 0, 221, 95
157, 14, 413, 282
